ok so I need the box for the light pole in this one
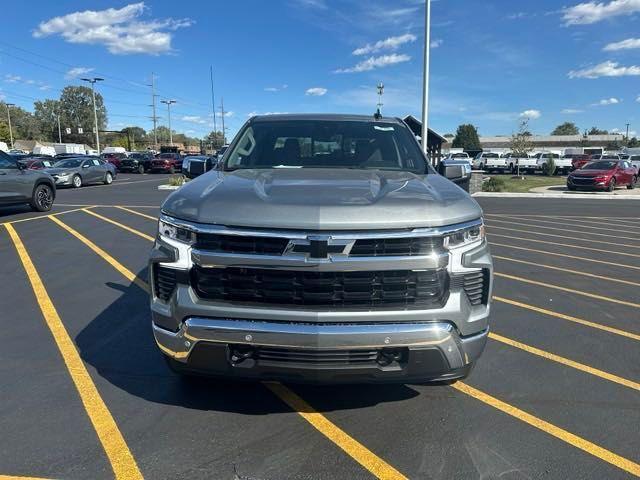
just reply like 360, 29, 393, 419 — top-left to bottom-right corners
57, 113, 62, 143
626, 123, 630, 146
161, 100, 176, 146
81, 77, 104, 154
420, 0, 432, 156
376, 82, 384, 116
5, 103, 15, 149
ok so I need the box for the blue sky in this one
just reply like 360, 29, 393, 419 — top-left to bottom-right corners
1, 0, 640, 139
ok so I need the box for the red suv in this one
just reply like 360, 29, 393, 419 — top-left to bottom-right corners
101, 152, 127, 170
567, 160, 637, 191
570, 154, 591, 171
151, 153, 183, 173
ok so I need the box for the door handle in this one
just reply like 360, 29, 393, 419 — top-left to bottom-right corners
0, 172, 7, 175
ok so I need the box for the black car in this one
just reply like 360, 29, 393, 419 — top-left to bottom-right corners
183, 155, 217, 178
120, 151, 154, 173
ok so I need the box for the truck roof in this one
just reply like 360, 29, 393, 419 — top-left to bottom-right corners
250, 113, 404, 124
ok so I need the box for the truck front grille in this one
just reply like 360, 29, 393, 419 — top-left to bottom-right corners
256, 347, 382, 366
195, 234, 289, 254
192, 266, 449, 309
154, 266, 177, 301
451, 269, 490, 305
350, 237, 443, 256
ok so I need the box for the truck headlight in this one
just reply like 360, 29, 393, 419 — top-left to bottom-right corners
444, 222, 485, 249
158, 219, 194, 244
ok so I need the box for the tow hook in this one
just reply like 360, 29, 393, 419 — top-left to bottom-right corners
229, 346, 256, 367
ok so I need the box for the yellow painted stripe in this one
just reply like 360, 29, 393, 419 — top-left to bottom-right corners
487, 218, 638, 242
486, 224, 639, 249
492, 255, 640, 287
489, 241, 640, 272
495, 272, 640, 309
0, 206, 92, 226
265, 382, 408, 480
49, 216, 148, 292
4, 224, 143, 480
452, 382, 640, 477
55, 203, 159, 208
489, 232, 640, 258
116, 206, 158, 221
0, 476, 56, 480
493, 296, 640, 342
499, 215, 640, 234
83, 209, 155, 242
489, 332, 640, 391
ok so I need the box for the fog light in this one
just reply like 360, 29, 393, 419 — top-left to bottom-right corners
376, 348, 403, 366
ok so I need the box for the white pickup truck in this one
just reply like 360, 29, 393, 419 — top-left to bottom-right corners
473, 152, 507, 172
534, 152, 568, 175
503, 153, 537, 174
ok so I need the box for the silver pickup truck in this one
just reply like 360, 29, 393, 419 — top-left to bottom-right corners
149, 114, 492, 384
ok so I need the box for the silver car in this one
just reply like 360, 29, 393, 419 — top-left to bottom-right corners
44, 157, 116, 188
149, 114, 492, 384
0, 151, 56, 211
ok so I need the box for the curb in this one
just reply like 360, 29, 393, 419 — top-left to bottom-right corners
472, 192, 640, 200
158, 185, 181, 190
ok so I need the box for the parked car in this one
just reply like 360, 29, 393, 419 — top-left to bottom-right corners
473, 152, 507, 172
44, 157, 116, 188
0, 151, 56, 211
120, 151, 154, 173
504, 153, 538, 174
55, 152, 85, 160
567, 159, 637, 191
150, 113, 492, 384
590, 154, 621, 161
19, 157, 56, 170
183, 155, 217, 178
151, 152, 183, 173
101, 152, 128, 171
534, 152, 565, 174
630, 155, 640, 173
216, 145, 229, 159
444, 152, 470, 161
569, 154, 592, 171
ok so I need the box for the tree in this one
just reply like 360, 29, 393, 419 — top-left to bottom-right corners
34, 99, 61, 142
551, 122, 579, 136
58, 86, 107, 146
588, 127, 608, 135
443, 133, 454, 139
451, 124, 480, 150
509, 119, 534, 175
628, 137, 639, 148
0, 102, 42, 141
204, 130, 226, 148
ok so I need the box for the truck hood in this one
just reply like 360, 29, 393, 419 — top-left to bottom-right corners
161, 168, 482, 230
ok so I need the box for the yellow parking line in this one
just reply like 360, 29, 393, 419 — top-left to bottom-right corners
489, 232, 640, 258
116, 205, 158, 221
0, 476, 55, 480
499, 215, 640, 234
452, 382, 640, 477
265, 383, 408, 480
83, 209, 155, 242
0, 207, 92, 226
489, 332, 640, 391
49, 216, 148, 292
493, 296, 640, 342
55, 203, 159, 208
489, 241, 640, 271
486, 227, 639, 252
495, 272, 640, 309
492, 255, 640, 287
487, 218, 638, 242
4, 224, 143, 480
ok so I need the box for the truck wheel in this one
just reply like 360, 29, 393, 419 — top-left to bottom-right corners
30, 184, 54, 212
138, 164, 145, 174
72, 174, 82, 188
103, 172, 113, 185
169, 166, 175, 174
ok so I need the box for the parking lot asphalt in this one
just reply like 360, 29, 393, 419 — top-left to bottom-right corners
1, 176, 640, 480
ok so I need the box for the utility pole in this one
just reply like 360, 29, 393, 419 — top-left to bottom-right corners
57, 113, 62, 143
626, 123, 630, 146
210, 66, 217, 148
149, 73, 158, 150
5, 103, 15, 149
161, 99, 176, 146
420, 0, 432, 156
81, 77, 104, 154
219, 97, 226, 145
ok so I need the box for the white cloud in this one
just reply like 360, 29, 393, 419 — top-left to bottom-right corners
5, 74, 21, 83
247, 111, 289, 117
561, 108, 584, 113
305, 87, 328, 96
33, 2, 193, 55
352, 33, 417, 56
294, 0, 327, 9
65, 67, 94, 79
181, 115, 206, 124
562, 0, 640, 25
637, 94, 640, 102
223, 111, 234, 117
568, 61, 640, 78
334, 53, 411, 73
430, 39, 443, 48
603, 37, 640, 51
39, 85, 52, 91
507, 12, 529, 19
264, 84, 288, 92
519, 109, 541, 119
592, 97, 621, 105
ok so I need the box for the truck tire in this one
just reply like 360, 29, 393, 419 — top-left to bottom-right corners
72, 174, 82, 188
30, 183, 54, 212
138, 164, 145, 174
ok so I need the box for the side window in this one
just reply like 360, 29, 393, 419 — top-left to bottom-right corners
92, 159, 101, 166
0, 157, 18, 169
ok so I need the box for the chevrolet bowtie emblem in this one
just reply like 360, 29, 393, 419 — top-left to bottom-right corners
285, 236, 353, 259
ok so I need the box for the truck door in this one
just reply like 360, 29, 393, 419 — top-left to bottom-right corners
0, 155, 28, 203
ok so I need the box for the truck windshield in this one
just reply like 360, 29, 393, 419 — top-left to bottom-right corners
224, 120, 429, 174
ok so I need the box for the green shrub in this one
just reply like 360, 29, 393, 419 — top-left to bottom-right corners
168, 174, 186, 186
482, 177, 505, 192
543, 157, 556, 176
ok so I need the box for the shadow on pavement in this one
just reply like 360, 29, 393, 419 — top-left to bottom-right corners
75, 273, 419, 415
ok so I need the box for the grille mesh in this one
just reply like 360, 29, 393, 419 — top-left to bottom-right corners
451, 269, 490, 305
195, 234, 288, 254
154, 266, 177, 301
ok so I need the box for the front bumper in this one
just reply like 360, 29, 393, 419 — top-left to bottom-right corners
154, 318, 488, 383
53, 176, 73, 186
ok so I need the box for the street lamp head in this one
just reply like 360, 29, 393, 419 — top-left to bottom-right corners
6, 103, 16, 107
95, 78, 104, 82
